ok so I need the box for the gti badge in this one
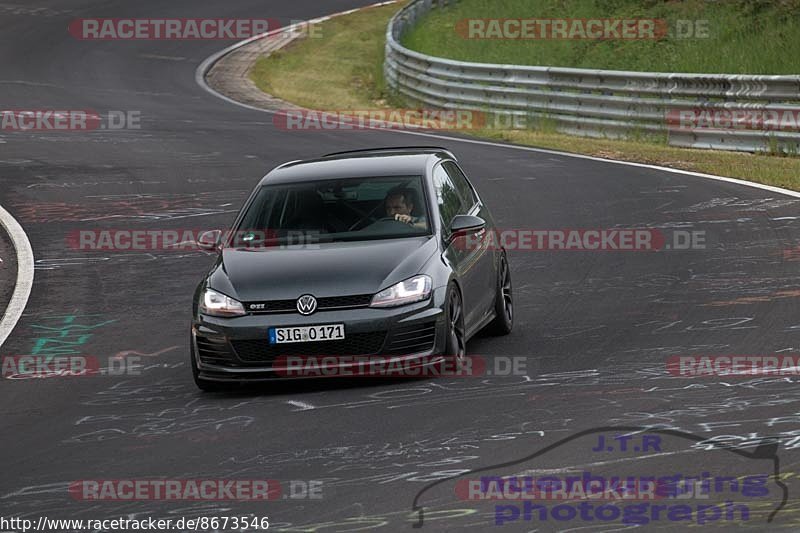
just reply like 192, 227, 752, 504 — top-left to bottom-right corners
296, 294, 318, 315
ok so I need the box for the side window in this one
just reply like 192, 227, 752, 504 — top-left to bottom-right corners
432, 164, 464, 231
443, 161, 478, 211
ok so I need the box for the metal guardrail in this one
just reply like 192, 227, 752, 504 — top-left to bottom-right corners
384, 0, 800, 153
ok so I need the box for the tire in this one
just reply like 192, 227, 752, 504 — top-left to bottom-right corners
487, 252, 513, 335
444, 283, 467, 362
191, 341, 228, 392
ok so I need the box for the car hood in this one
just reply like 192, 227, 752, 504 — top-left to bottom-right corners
208, 236, 438, 302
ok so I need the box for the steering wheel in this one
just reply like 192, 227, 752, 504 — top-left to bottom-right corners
348, 213, 378, 231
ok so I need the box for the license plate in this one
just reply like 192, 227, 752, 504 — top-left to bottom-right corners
269, 324, 345, 344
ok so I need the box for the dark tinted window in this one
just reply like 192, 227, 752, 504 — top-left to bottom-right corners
235, 176, 430, 244
443, 161, 478, 210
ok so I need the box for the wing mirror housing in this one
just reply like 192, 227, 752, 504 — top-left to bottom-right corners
448, 215, 486, 241
197, 229, 223, 251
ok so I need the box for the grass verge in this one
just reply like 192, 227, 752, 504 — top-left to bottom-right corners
403, 0, 800, 75
250, 0, 800, 191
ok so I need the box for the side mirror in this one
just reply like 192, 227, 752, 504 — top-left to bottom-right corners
197, 229, 222, 251
449, 215, 486, 240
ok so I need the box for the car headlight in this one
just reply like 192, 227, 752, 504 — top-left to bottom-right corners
200, 288, 246, 317
370, 275, 432, 308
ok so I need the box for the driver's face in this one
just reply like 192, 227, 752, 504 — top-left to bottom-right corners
385, 195, 412, 217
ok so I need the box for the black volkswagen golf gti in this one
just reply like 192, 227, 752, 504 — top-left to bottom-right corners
190, 147, 512, 390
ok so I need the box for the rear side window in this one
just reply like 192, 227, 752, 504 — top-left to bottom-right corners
443, 161, 478, 210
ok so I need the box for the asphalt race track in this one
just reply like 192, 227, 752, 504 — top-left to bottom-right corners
2, 1, 800, 531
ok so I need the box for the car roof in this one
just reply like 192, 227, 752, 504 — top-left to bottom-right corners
259, 147, 456, 185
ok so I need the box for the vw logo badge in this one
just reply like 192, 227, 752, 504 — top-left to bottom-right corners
296, 294, 318, 315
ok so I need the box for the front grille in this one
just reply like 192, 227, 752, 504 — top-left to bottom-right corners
385, 322, 437, 354
196, 335, 238, 366
231, 331, 387, 363
318, 294, 374, 308
245, 294, 373, 314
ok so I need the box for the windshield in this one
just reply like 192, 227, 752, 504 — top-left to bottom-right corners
232, 175, 431, 246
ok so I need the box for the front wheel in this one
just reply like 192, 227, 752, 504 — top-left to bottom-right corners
444, 284, 467, 362
487, 253, 513, 335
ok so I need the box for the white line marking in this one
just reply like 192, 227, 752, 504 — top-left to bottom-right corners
286, 400, 316, 411
163, 240, 196, 248
195, 2, 800, 201
0, 204, 33, 348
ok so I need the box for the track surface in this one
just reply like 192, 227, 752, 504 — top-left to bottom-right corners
2, 1, 800, 531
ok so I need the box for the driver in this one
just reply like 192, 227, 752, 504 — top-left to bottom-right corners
384, 187, 427, 230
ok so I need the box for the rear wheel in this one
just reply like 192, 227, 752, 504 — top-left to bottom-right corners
487, 253, 513, 335
444, 284, 466, 362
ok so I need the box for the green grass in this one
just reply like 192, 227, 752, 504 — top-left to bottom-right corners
250, 0, 800, 191
403, 0, 800, 74
250, 2, 405, 110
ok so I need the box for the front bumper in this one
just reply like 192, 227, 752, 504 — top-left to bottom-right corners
192, 286, 448, 382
